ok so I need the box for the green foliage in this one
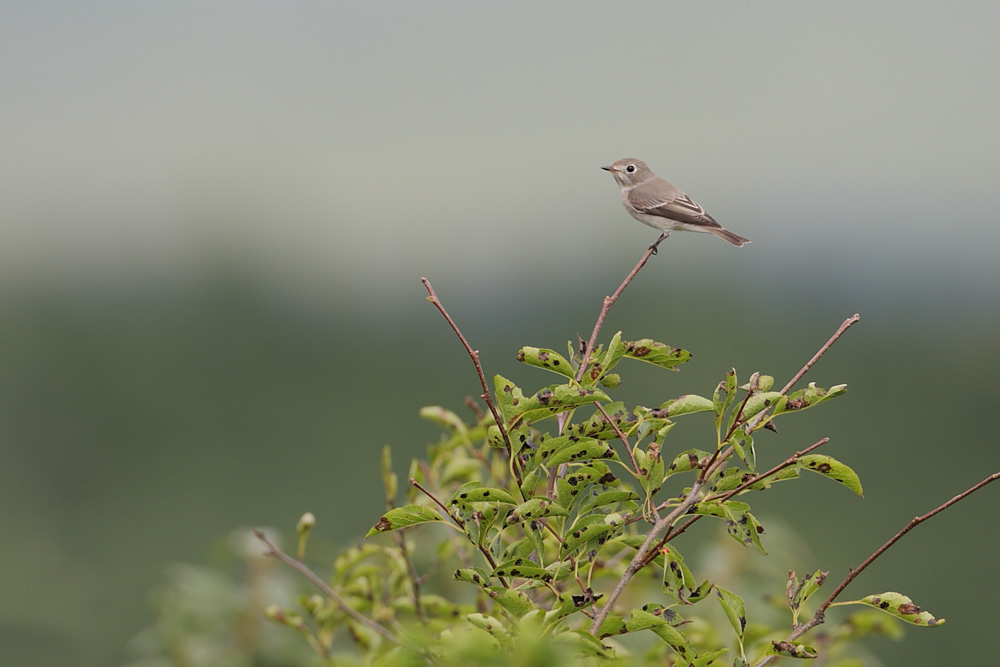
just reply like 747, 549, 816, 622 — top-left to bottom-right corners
123, 535, 322, 666
247, 328, 948, 666
121, 271, 982, 667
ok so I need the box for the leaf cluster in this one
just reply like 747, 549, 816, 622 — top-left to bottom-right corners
262, 330, 943, 666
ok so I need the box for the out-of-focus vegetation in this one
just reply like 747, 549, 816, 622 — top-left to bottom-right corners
1, 271, 997, 665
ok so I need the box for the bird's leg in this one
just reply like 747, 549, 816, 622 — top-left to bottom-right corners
648, 232, 669, 254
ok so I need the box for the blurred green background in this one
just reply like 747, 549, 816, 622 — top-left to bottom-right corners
2, 2, 999, 665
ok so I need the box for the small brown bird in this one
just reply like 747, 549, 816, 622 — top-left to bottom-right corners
603, 158, 749, 248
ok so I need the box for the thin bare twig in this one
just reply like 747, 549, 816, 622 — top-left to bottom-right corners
595, 402, 639, 474
753, 471, 1000, 666
574, 245, 659, 383
252, 529, 400, 644
780, 314, 860, 395
421, 277, 522, 487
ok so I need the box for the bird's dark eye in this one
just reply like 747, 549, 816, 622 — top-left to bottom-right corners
626, 165, 636, 173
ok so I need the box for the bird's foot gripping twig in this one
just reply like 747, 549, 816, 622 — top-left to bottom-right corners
648, 232, 669, 254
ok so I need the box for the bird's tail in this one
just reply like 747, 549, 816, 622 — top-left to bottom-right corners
711, 228, 751, 247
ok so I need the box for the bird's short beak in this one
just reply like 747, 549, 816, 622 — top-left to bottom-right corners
601, 165, 615, 172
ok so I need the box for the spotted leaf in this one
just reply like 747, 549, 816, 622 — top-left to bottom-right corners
798, 454, 863, 496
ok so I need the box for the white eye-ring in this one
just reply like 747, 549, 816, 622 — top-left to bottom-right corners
626, 165, 636, 173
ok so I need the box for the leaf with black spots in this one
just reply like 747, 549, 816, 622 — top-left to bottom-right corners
716, 586, 747, 641
659, 394, 714, 417
771, 382, 847, 417
848, 592, 945, 627
448, 483, 518, 507
505, 498, 569, 525
798, 454, 863, 496
666, 449, 711, 478
492, 558, 553, 582
365, 505, 443, 537
516, 346, 575, 379
622, 339, 692, 370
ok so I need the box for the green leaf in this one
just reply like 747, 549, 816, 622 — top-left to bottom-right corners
740, 374, 774, 392
579, 488, 639, 514
598, 373, 621, 389
505, 498, 569, 525
659, 394, 715, 417
454, 567, 492, 588
766, 640, 817, 658
716, 586, 747, 641
661, 546, 711, 604
492, 558, 553, 582
332, 543, 383, 580
544, 438, 619, 467
787, 569, 828, 624
440, 451, 485, 486
580, 332, 627, 387
465, 613, 510, 646
629, 407, 675, 444
693, 501, 766, 554
625, 608, 697, 660
561, 513, 625, 554
729, 431, 755, 471
707, 467, 749, 494
600, 331, 627, 374
622, 339, 692, 370
488, 587, 535, 617
798, 454, 864, 496
691, 649, 730, 667
501, 536, 537, 562
713, 369, 738, 437
849, 592, 945, 626
545, 592, 589, 623
557, 463, 610, 509
485, 424, 507, 450
516, 346, 575, 379
740, 391, 784, 423
634, 444, 664, 498
495, 377, 610, 426
494, 374, 526, 425
419, 405, 471, 438
555, 629, 616, 658
666, 449, 710, 478
365, 505, 443, 537
564, 402, 629, 440
836, 610, 905, 640
448, 483, 518, 506
505, 421, 533, 459
772, 382, 847, 417
596, 615, 625, 637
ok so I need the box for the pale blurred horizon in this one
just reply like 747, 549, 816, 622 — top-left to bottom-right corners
3, 1, 999, 304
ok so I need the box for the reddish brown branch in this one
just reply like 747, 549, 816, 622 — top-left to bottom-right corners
780, 314, 860, 395
253, 529, 400, 643
574, 245, 658, 383
421, 277, 522, 486
753, 471, 1000, 666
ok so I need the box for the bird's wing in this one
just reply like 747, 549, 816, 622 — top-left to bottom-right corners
629, 191, 723, 229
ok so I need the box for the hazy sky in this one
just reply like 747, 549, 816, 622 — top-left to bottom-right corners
3, 1, 999, 301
